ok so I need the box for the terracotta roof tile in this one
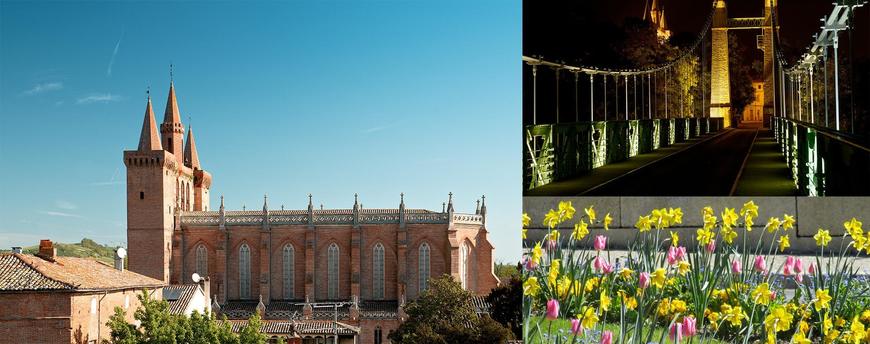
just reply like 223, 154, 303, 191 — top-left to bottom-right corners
0, 253, 164, 292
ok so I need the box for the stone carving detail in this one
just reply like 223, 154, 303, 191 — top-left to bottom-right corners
180, 209, 479, 226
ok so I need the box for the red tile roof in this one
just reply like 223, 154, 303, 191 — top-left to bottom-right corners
0, 253, 165, 292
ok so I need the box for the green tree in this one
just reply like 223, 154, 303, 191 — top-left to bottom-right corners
486, 273, 522, 339
389, 275, 513, 344
238, 313, 267, 344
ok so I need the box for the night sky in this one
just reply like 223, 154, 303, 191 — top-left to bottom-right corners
524, 0, 869, 66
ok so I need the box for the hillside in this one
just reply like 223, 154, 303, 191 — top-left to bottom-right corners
3, 238, 118, 265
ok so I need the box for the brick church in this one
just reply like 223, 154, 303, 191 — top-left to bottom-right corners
123, 80, 500, 343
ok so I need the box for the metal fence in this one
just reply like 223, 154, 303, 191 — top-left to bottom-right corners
524, 117, 724, 190
772, 117, 870, 196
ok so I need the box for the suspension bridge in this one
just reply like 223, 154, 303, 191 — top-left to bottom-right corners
523, 0, 869, 196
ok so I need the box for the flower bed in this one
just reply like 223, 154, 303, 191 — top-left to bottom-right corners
522, 201, 869, 343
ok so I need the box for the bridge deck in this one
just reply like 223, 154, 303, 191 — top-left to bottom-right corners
525, 124, 797, 196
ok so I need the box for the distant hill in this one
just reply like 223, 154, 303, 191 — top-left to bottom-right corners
2, 238, 119, 265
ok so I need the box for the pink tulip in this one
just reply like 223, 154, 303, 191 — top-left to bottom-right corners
524, 257, 537, 270
706, 240, 716, 253
669, 323, 684, 342
592, 256, 604, 272
594, 235, 607, 251
796, 273, 804, 283
600, 330, 613, 344
754, 256, 766, 273
783, 256, 795, 276
794, 259, 803, 274
808, 263, 816, 275
545, 299, 559, 320
667, 246, 678, 265
676, 246, 688, 261
770, 291, 777, 300
682, 316, 697, 337
731, 260, 742, 274
570, 318, 582, 334
601, 261, 614, 274
547, 239, 558, 250
639, 272, 651, 289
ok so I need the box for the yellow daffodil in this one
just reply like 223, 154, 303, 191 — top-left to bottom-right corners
722, 207, 738, 228
578, 306, 599, 328
522, 228, 527, 240
741, 200, 759, 219
547, 259, 560, 286
670, 231, 679, 247
853, 233, 869, 253
850, 316, 867, 343
845, 217, 863, 237
573, 220, 589, 240
543, 209, 560, 228
722, 304, 747, 327
600, 291, 611, 311
815, 289, 832, 311
707, 310, 721, 331
677, 260, 691, 275
522, 213, 531, 228
766, 217, 782, 233
523, 276, 540, 296
823, 311, 833, 335
558, 201, 576, 222
603, 213, 613, 230
696, 227, 715, 246
556, 275, 572, 298
752, 283, 772, 305
815, 228, 832, 247
778, 234, 790, 252
670, 207, 683, 224
745, 215, 755, 231
585, 277, 599, 292
548, 229, 560, 242
618, 267, 634, 280
585, 205, 596, 222
670, 299, 687, 314
793, 330, 812, 344
703, 213, 717, 231
703, 206, 714, 217
783, 214, 795, 230
764, 305, 794, 333
651, 268, 667, 289
720, 226, 738, 244
617, 290, 638, 310
636, 215, 651, 232
861, 309, 870, 322
657, 298, 671, 317
531, 242, 542, 265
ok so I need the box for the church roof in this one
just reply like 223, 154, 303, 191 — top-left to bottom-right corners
163, 83, 181, 124
183, 126, 200, 169
0, 253, 164, 292
138, 97, 162, 151
220, 319, 360, 336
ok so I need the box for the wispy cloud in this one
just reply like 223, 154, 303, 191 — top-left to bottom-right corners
90, 167, 122, 186
55, 200, 77, 210
107, 31, 124, 77
40, 211, 85, 219
23, 82, 63, 95
76, 93, 122, 104
362, 125, 389, 133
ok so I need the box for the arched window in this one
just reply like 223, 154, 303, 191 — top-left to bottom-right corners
327, 243, 339, 299
283, 244, 295, 299
459, 242, 470, 290
239, 243, 251, 299
419, 243, 431, 292
374, 326, 382, 344
195, 244, 208, 276
372, 243, 385, 300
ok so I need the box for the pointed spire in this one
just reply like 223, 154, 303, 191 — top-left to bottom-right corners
263, 194, 268, 211
138, 95, 162, 151
399, 193, 405, 208
353, 193, 359, 210
183, 124, 201, 169
480, 195, 487, 219
475, 199, 481, 214
163, 76, 181, 124
220, 195, 225, 211
447, 192, 454, 213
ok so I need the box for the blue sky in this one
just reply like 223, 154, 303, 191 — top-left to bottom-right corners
0, 1, 521, 261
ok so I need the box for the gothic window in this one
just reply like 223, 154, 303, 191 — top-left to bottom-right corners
374, 327, 382, 344
373, 243, 385, 300
327, 243, 339, 299
283, 244, 295, 299
239, 243, 251, 299
195, 244, 208, 276
418, 242, 431, 292
140, 191, 144, 200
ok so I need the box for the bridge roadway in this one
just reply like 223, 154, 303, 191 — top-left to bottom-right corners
526, 123, 798, 196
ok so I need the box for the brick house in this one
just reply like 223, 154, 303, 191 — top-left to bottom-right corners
123, 80, 500, 343
0, 241, 164, 344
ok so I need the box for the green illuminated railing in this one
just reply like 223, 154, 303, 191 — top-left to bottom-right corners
772, 117, 870, 196
524, 117, 724, 190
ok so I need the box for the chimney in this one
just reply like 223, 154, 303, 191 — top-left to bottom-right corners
37, 240, 56, 261
11, 247, 22, 254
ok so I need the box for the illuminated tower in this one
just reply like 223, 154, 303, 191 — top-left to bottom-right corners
710, 0, 732, 127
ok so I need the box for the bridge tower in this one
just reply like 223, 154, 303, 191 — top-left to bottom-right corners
709, 0, 778, 128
